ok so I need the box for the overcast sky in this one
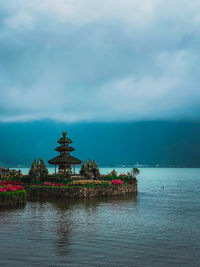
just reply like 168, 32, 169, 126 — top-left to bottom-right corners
0, 0, 200, 122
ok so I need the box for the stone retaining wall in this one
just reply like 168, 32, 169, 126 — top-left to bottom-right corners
26, 184, 137, 199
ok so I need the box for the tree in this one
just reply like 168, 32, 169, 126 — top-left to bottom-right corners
28, 159, 49, 182
92, 160, 100, 178
39, 158, 49, 181
80, 161, 88, 176
28, 160, 38, 178
87, 159, 93, 178
79, 160, 100, 179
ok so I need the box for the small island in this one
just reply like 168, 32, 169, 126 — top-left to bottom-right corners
0, 131, 138, 208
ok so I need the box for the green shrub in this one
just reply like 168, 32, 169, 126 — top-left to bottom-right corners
0, 190, 27, 202
45, 174, 73, 184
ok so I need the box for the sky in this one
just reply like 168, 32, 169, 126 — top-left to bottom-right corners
1, 0, 200, 122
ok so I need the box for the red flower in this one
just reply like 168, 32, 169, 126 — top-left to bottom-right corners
44, 182, 63, 186
111, 179, 124, 185
0, 180, 22, 186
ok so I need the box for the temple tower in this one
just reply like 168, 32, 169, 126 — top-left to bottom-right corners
48, 131, 82, 173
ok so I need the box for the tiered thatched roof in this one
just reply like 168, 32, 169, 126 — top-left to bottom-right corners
48, 155, 81, 165
55, 145, 75, 152
48, 131, 82, 170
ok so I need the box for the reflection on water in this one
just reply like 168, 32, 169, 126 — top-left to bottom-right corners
53, 195, 138, 258
1, 168, 200, 266
0, 195, 138, 267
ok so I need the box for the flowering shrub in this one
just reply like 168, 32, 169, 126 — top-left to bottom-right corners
104, 169, 139, 184
68, 180, 111, 187
105, 173, 130, 183
0, 180, 24, 192
119, 173, 127, 178
44, 182, 63, 186
0, 185, 25, 192
43, 174, 73, 184
0, 183, 27, 206
0, 180, 22, 186
111, 179, 124, 185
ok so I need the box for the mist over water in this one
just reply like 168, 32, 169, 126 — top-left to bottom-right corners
1, 120, 200, 168
0, 168, 200, 266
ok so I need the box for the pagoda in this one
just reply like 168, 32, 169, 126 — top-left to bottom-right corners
48, 131, 82, 173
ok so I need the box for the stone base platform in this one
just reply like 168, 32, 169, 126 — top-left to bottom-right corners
26, 184, 137, 199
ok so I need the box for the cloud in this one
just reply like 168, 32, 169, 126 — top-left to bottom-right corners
0, 0, 200, 122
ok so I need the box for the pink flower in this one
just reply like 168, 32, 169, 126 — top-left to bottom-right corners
0, 188, 7, 192
0, 184, 25, 192
111, 179, 124, 185
44, 182, 53, 186
0, 180, 22, 186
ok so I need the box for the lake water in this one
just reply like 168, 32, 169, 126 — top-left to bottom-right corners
0, 168, 200, 266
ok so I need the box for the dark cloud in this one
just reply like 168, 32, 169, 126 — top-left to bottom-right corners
0, 0, 200, 122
